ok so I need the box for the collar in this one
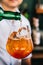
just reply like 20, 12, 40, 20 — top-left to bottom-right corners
0, 4, 21, 21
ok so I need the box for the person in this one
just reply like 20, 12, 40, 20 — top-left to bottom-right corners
0, 0, 33, 65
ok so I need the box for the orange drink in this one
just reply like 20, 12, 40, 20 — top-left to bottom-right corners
6, 32, 33, 59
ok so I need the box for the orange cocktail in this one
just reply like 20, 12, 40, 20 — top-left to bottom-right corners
6, 32, 33, 59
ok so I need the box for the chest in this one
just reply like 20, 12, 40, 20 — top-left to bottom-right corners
0, 20, 27, 37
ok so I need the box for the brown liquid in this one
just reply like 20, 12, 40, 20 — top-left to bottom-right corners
6, 32, 33, 59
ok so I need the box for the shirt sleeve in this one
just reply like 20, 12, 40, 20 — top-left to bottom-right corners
21, 15, 32, 38
26, 20, 31, 34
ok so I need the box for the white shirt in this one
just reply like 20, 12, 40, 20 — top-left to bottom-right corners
0, 5, 32, 65
0, 14, 31, 50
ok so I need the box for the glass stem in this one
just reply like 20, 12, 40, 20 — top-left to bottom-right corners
19, 59, 21, 65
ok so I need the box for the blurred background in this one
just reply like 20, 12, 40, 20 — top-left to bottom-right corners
19, 0, 43, 65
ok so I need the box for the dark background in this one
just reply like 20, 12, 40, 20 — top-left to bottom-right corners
20, 0, 43, 30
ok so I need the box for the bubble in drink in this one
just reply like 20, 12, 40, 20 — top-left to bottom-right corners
6, 32, 33, 59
